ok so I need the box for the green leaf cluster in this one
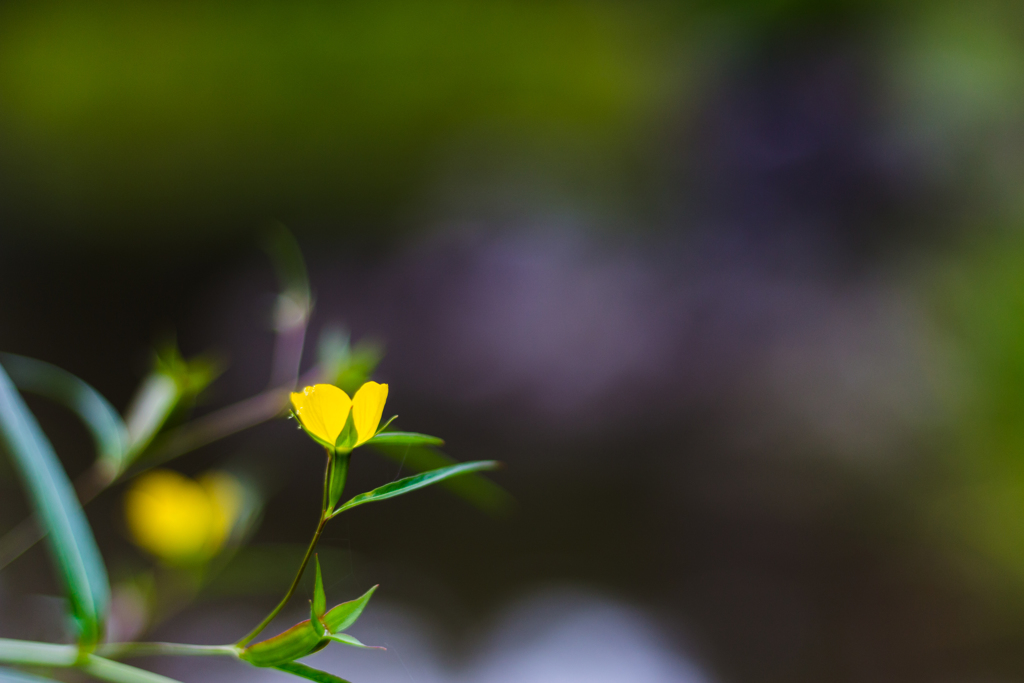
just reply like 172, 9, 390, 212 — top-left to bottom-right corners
240, 565, 380, 668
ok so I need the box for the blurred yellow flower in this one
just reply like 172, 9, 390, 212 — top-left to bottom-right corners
125, 469, 243, 564
290, 381, 388, 450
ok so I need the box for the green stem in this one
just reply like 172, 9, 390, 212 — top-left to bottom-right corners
236, 515, 328, 648
0, 638, 206, 683
96, 642, 239, 659
236, 448, 342, 648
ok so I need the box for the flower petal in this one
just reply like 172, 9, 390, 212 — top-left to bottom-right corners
352, 381, 388, 446
291, 384, 352, 446
125, 470, 216, 562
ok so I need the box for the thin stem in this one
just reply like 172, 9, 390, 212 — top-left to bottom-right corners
96, 642, 238, 659
236, 450, 334, 648
0, 637, 223, 682
236, 514, 328, 648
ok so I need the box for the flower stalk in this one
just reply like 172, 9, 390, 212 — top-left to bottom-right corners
236, 445, 346, 648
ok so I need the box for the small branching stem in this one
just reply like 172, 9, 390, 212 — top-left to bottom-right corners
236, 448, 339, 648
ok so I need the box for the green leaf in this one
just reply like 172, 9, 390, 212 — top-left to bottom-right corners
327, 451, 349, 511
122, 372, 180, 455
274, 662, 351, 683
312, 556, 326, 618
371, 444, 513, 515
325, 633, 384, 650
0, 363, 110, 646
0, 666, 61, 682
374, 415, 397, 434
332, 461, 501, 516
240, 620, 322, 667
0, 353, 129, 472
364, 431, 443, 447
125, 344, 220, 460
333, 413, 356, 452
322, 585, 377, 634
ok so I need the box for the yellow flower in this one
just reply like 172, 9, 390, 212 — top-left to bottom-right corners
290, 381, 389, 450
125, 469, 243, 564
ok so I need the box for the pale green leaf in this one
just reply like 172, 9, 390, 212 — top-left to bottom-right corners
326, 633, 383, 650
0, 364, 110, 645
322, 585, 377, 634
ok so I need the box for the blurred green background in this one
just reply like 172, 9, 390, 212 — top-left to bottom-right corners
5, 1, 1024, 681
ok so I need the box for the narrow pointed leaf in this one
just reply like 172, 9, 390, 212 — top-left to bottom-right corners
374, 415, 397, 435
274, 662, 351, 683
0, 354, 129, 471
371, 444, 513, 515
240, 620, 322, 667
364, 431, 443, 447
332, 461, 500, 515
322, 585, 377, 633
0, 363, 110, 646
326, 633, 384, 650
312, 556, 326, 619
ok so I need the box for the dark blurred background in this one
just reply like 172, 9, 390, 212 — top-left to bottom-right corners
4, 1, 1024, 681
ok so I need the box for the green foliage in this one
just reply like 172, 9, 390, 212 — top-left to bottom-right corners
275, 662, 352, 683
332, 461, 501, 515
321, 586, 377, 634
371, 443, 513, 515
0, 363, 110, 646
365, 431, 444, 447
0, 352, 128, 471
240, 620, 323, 667
312, 556, 326, 619
327, 452, 349, 512
241, 585, 378, 667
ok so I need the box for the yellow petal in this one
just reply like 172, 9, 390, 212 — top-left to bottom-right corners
291, 384, 352, 446
124, 470, 216, 563
352, 381, 389, 446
